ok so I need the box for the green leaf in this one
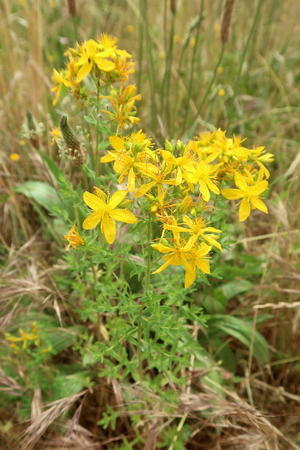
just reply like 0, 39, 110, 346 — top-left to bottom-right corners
39, 151, 65, 182
15, 181, 62, 216
41, 327, 80, 354
52, 372, 90, 399
221, 279, 253, 300
206, 315, 269, 365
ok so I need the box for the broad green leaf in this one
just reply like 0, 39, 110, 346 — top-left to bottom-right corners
206, 315, 269, 365
52, 372, 91, 399
221, 279, 253, 300
15, 181, 62, 216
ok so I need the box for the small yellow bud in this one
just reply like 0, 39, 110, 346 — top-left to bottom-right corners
218, 88, 225, 97
9, 153, 20, 161
126, 25, 134, 33
217, 66, 224, 74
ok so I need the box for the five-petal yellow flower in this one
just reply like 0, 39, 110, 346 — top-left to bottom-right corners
222, 174, 268, 222
82, 187, 137, 244
152, 237, 211, 288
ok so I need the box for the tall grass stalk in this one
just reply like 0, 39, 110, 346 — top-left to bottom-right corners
137, 0, 145, 93
161, 3, 176, 132
180, 0, 204, 135
235, 0, 265, 88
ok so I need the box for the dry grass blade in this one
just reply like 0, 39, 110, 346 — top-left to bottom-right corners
0, 368, 23, 396
20, 390, 87, 450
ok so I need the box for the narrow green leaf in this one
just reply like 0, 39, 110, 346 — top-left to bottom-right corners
207, 315, 269, 364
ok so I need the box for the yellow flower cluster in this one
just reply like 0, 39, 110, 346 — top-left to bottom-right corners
96, 129, 273, 287
51, 34, 135, 105
5, 323, 51, 354
53, 37, 273, 289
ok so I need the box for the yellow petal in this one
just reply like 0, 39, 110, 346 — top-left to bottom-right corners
96, 58, 116, 72
76, 62, 93, 83
183, 261, 196, 288
207, 180, 220, 195
152, 255, 175, 274
128, 167, 135, 192
222, 189, 243, 200
109, 136, 125, 151
250, 180, 268, 196
199, 182, 210, 202
176, 168, 183, 185
196, 243, 212, 256
196, 259, 210, 274
234, 173, 248, 191
134, 182, 155, 198
100, 152, 116, 163
151, 243, 172, 253
204, 236, 222, 250
83, 191, 105, 211
239, 198, 251, 222
93, 187, 107, 201
52, 85, 61, 105
83, 211, 102, 229
250, 196, 268, 213
108, 190, 127, 208
110, 208, 137, 224
101, 214, 116, 244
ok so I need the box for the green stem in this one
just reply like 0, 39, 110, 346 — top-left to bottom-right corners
95, 79, 100, 173
235, 0, 265, 88
137, 0, 145, 93
180, 0, 204, 136
144, 213, 152, 292
197, 44, 225, 119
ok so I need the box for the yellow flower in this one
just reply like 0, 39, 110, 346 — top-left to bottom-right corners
222, 173, 268, 221
164, 216, 222, 250
51, 127, 61, 139
101, 84, 141, 129
152, 237, 211, 288
218, 88, 225, 97
50, 127, 61, 144
82, 187, 137, 244
217, 66, 224, 74
134, 166, 177, 198
76, 39, 115, 83
160, 149, 194, 185
64, 226, 85, 248
9, 153, 20, 161
51, 69, 68, 105
185, 160, 220, 202
101, 132, 156, 191
5, 323, 40, 350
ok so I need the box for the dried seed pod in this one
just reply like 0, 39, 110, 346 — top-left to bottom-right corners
60, 115, 85, 164
221, 0, 235, 45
